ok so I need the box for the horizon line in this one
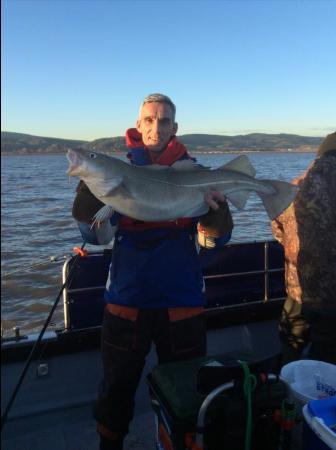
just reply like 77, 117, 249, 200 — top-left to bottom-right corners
1, 129, 326, 142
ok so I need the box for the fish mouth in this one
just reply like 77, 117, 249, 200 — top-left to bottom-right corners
67, 149, 83, 175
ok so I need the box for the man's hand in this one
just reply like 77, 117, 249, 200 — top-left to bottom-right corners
200, 192, 233, 238
204, 190, 226, 210
292, 169, 309, 186
198, 192, 233, 248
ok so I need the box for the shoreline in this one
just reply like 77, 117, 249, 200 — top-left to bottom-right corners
190, 149, 317, 155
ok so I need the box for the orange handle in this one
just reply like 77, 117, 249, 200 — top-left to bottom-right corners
73, 247, 88, 257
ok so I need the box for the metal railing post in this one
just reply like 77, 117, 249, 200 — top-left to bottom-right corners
264, 241, 269, 302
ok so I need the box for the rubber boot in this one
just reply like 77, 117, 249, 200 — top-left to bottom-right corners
99, 434, 125, 450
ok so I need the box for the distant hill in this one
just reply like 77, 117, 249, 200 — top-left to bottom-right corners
179, 133, 322, 152
1, 131, 323, 155
1, 132, 88, 154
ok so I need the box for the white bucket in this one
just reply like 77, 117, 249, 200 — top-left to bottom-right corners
302, 399, 336, 450
280, 360, 336, 408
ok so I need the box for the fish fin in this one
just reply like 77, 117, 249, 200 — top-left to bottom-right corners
226, 190, 250, 210
220, 155, 256, 177
92, 205, 115, 228
94, 220, 117, 245
258, 179, 299, 220
170, 160, 209, 171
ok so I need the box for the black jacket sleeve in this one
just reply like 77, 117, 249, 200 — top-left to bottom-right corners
72, 181, 105, 224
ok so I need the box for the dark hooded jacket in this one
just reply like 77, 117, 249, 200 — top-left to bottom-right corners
272, 132, 336, 310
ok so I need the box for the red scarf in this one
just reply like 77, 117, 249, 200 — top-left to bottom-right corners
125, 128, 189, 165
120, 129, 195, 231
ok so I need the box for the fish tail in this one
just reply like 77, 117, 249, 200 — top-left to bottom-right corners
258, 179, 298, 220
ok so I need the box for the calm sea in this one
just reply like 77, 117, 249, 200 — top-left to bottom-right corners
1, 152, 315, 336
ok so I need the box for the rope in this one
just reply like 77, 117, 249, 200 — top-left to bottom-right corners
238, 360, 257, 450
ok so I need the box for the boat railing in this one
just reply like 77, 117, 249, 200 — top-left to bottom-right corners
205, 242, 284, 302
62, 240, 285, 331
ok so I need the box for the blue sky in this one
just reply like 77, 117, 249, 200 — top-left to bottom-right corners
2, 0, 336, 141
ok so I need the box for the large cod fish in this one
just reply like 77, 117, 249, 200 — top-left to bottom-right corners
67, 148, 298, 223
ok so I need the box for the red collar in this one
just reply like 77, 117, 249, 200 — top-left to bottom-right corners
125, 128, 188, 165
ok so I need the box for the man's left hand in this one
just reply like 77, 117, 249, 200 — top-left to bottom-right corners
204, 190, 226, 210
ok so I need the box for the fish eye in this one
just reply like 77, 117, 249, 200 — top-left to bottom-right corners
89, 152, 97, 159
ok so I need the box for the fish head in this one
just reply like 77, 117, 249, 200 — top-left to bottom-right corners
67, 148, 124, 198
67, 148, 116, 179
67, 148, 97, 177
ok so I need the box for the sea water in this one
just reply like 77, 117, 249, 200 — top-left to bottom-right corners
1, 152, 314, 335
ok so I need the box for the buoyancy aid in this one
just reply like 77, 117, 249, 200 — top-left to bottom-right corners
78, 129, 231, 307
118, 128, 197, 232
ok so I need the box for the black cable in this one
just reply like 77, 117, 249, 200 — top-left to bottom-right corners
1, 242, 86, 430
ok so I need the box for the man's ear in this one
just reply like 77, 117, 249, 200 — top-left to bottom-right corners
173, 122, 178, 135
136, 119, 141, 134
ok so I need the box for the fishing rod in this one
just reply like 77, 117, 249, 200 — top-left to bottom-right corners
1, 241, 87, 430
2, 253, 69, 278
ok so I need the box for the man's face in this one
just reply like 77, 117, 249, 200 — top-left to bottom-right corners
136, 102, 178, 152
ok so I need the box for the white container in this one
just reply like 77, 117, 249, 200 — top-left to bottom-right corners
280, 360, 336, 408
302, 398, 336, 450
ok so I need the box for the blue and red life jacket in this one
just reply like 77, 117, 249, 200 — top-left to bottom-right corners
118, 128, 196, 232
104, 129, 205, 308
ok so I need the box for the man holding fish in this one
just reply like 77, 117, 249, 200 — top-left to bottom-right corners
70, 94, 235, 450
68, 93, 298, 449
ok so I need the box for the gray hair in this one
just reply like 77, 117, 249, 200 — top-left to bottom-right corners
140, 93, 176, 121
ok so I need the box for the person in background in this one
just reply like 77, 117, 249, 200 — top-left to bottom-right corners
272, 132, 336, 366
72, 93, 234, 450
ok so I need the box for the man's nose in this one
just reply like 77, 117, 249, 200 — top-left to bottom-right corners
152, 120, 162, 135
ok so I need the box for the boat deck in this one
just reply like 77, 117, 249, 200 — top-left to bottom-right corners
2, 321, 282, 450
2, 409, 156, 450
